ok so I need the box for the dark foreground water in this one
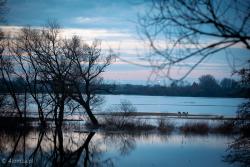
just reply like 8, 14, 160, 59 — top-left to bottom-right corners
0, 129, 244, 167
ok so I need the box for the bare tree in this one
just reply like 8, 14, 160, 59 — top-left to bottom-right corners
0, 37, 24, 119
66, 37, 114, 126
0, 0, 26, 125
236, 60, 250, 120
0, 23, 6, 112
10, 21, 114, 127
10, 21, 78, 128
138, 0, 250, 80
0, 0, 8, 112
8, 29, 49, 127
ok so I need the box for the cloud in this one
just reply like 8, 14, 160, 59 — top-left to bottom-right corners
60, 27, 131, 40
73, 16, 118, 24
0, 25, 245, 84
103, 69, 152, 80
74, 17, 98, 24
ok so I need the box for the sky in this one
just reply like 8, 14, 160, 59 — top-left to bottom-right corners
0, 0, 249, 85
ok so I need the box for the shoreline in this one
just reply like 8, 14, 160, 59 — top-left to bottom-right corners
95, 112, 239, 120
0, 111, 243, 122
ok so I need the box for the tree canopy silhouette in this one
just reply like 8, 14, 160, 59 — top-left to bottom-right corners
3, 20, 114, 127
138, 0, 250, 80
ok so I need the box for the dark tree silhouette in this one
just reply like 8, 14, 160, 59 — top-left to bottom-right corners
0, 0, 8, 112
65, 36, 114, 126
236, 60, 250, 120
198, 74, 219, 96
138, 0, 250, 80
220, 78, 237, 89
0, 37, 25, 119
224, 60, 250, 167
0, 0, 32, 127
9, 21, 113, 127
9, 21, 73, 128
223, 136, 250, 167
0, 0, 7, 111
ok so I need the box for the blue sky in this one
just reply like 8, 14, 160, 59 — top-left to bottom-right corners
1, 0, 249, 85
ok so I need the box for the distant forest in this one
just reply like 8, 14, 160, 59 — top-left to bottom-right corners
0, 74, 248, 98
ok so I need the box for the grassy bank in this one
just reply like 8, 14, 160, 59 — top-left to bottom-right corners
0, 113, 247, 135
85, 114, 243, 135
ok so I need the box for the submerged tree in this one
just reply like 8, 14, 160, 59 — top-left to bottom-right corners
9, 21, 113, 127
65, 36, 113, 126
0, 34, 26, 120
9, 21, 72, 127
138, 0, 250, 80
0, 0, 8, 112
0, 0, 27, 124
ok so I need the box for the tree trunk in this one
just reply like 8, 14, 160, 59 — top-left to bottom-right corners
58, 98, 65, 128
85, 105, 99, 126
38, 107, 47, 128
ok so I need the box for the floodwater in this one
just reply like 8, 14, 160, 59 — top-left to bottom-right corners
1, 95, 247, 167
23, 95, 245, 119
0, 129, 243, 167
102, 95, 246, 116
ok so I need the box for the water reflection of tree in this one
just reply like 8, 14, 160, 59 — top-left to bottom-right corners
0, 129, 30, 167
0, 128, 114, 167
102, 132, 169, 156
103, 133, 136, 156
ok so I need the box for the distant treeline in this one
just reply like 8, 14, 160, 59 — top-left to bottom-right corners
0, 74, 249, 98
110, 83, 245, 97
99, 74, 249, 97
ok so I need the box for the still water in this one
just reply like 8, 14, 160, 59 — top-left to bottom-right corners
0, 130, 241, 167
102, 95, 246, 116
0, 95, 247, 167
26, 95, 245, 118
